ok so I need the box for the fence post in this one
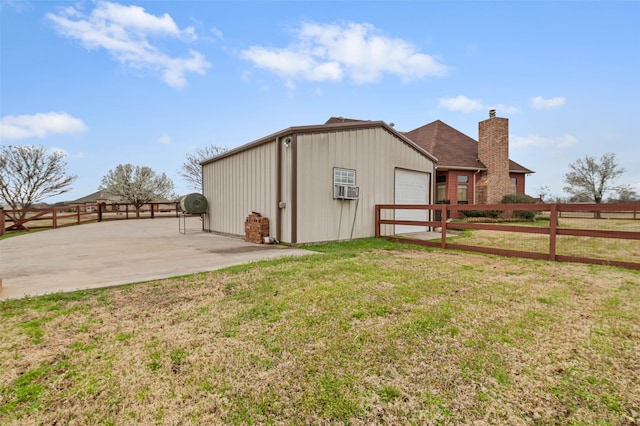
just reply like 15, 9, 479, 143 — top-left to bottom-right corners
77, 206, 81, 225
375, 205, 380, 237
440, 204, 447, 249
549, 204, 558, 262
52, 207, 57, 229
0, 209, 5, 236
151, 203, 155, 219
98, 203, 103, 222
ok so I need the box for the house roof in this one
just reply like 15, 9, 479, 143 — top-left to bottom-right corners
70, 190, 110, 204
201, 119, 438, 165
71, 190, 176, 204
404, 120, 534, 174
324, 117, 370, 124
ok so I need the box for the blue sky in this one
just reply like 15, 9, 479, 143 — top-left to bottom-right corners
1, 0, 639, 203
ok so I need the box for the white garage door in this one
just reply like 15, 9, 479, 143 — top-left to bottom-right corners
395, 169, 430, 234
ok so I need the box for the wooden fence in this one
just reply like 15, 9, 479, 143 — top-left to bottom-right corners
375, 202, 640, 270
0, 202, 181, 236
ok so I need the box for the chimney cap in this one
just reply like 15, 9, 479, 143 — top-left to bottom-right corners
489, 109, 496, 118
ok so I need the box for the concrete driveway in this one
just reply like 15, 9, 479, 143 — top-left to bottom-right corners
0, 217, 311, 300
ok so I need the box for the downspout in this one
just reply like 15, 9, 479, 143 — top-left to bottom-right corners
431, 167, 437, 231
276, 137, 282, 242
290, 134, 298, 244
433, 166, 437, 203
201, 164, 208, 232
473, 169, 481, 204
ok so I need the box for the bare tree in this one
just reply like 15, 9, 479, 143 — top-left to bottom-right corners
100, 164, 176, 216
548, 194, 569, 204
563, 153, 625, 203
608, 185, 639, 203
179, 144, 228, 191
0, 145, 76, 217
535, 185, 551, 203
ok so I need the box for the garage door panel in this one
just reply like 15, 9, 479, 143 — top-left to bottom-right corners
395, 169, 429, 234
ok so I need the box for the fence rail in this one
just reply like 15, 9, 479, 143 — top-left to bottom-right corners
0, 202, 181, 236
375, 203, 640, 270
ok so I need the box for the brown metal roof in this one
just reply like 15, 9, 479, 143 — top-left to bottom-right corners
404, 120, 533, 173
201, 119, 437, 165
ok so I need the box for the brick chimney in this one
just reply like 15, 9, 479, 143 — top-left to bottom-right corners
477, 110, 515, 204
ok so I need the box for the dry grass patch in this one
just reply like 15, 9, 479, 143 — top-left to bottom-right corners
448, 221, 640, 264
1, 239, 639, 425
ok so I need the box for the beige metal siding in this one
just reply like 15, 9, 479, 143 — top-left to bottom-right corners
203, 140, 277, 237
296, 128, 434, 243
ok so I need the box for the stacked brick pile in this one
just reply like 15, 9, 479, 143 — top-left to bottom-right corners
245, 212, 269, 244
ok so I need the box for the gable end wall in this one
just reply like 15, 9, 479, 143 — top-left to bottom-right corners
202, 141, 278, 237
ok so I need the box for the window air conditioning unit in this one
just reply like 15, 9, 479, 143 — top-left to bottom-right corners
334, 184, 360, 200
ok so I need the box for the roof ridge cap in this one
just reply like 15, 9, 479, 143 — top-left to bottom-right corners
432, 120, 440, 143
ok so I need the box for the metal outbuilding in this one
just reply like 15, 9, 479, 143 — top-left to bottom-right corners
201, 118, 437, 244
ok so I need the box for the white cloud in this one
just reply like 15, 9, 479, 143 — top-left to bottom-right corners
0, 112, 87, 140
242, 22, 449, 84
510, 133, 577, 149
1, 0, 32, 13
487, 104, 520, 115
210, 27, 224, 39
242, 46, 342, 82
530, 96, 566, 110
51, 146, 86, 158
47, 1, 210, 88
158, 134, 171, 145
438, 97, 519, 115
438, 95, 484, 113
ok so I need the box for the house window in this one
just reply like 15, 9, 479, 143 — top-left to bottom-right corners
456, 176, 469, 204
512, 177, 517, 185
333, 167, 356, 186
436, 184, 447, 202
457, 184, 469, 204
436, 175, 447, 183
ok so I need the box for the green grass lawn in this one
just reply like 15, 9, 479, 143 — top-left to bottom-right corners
1, 239, 639, 425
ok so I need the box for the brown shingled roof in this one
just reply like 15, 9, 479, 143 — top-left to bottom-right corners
324, 117, 368, 124
71, 190, 110, 204
404, 120, 533, 173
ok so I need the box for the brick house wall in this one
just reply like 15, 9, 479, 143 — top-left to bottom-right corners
439, 170, 525, 206
436, 170, 479, 208
510, 172, 525, 195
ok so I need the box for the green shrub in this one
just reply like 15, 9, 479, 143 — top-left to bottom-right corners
501, 194, 532, 204
501, 194, 535, 221
460, 210, 501, 219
